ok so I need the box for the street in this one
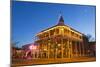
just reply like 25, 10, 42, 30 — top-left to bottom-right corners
12, 57, 96, 66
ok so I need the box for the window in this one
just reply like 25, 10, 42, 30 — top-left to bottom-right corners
56, 28, 59, 34
64, 29, 67, 35
71, 31, 74, 36
80, 36, 82, 39
50, 30, 54, 35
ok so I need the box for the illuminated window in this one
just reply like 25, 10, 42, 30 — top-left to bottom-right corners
56, 28, 59, 34
71, 32, 74, 36
59, 28, 64, 34
50, 30, 54, 35
64, 29, 68, 35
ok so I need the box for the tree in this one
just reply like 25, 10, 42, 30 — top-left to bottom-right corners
11, 41, 19, 48
86, 34, 95, 42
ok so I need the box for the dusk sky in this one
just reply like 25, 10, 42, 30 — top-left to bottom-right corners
12, 1, 96, 47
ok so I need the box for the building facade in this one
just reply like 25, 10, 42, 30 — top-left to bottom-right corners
88, 41, 96, 57
22, 43, 40, 59
35, 15, 89, 59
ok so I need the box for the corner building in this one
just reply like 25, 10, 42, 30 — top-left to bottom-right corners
35, 15, 89, 59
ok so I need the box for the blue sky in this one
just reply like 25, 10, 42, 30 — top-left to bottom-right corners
12, 1, 96, 47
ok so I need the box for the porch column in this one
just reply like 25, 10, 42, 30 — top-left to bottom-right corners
71, 41, 73, 58
82, 42, 85, 56
75, 41, 78, 57
48, 43, 50, 59
79, 42, 81, 56
55, 48, 57, 59
68, 40, 71, 58
61, 38, 63, 58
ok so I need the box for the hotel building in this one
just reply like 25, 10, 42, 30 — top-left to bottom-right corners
34, 15, 89, 59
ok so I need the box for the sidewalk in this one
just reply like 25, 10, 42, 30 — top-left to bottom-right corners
12, 57, 96, 66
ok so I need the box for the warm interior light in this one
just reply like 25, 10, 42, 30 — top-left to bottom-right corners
29, 45, 37, 50
58, 44, 61, 46
44, 48, 47, 51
